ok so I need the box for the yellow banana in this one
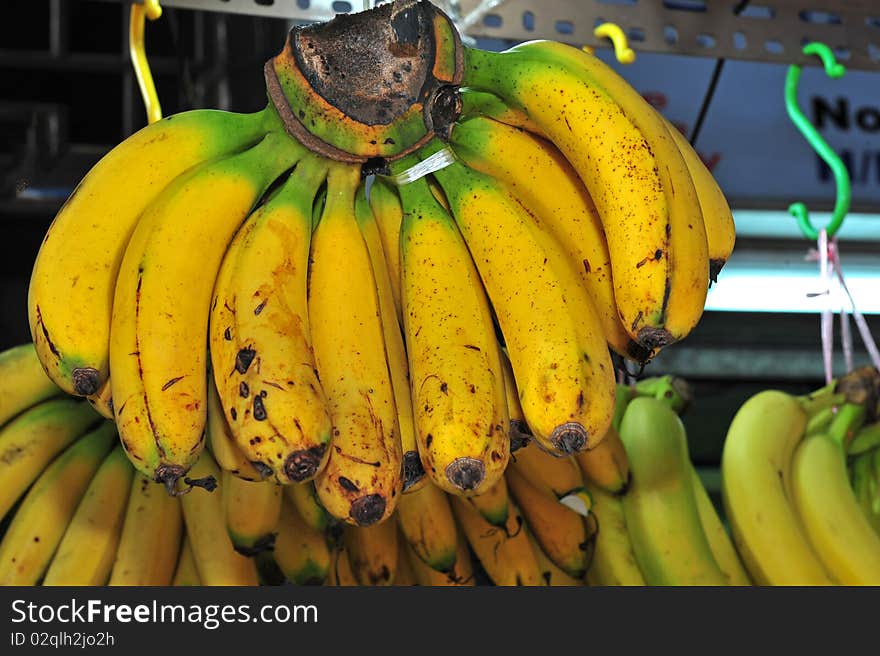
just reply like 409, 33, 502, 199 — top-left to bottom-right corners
285, 482, 331, 534
619, 397, 727, 585
500, 352, 532, 452
394, 161, 509, 494
395, 481, 458, 573
355, 182, 425, 493
427, 144, 615, 456
222, 471, 282, 554
721, 389, 835, 585
528, 531, 583, 586
86, 378, 115, 420
172, 537, 201, 586
662, 116, 735, 282
180, 452, 260, 585
465, 475, 510, 528
0, 342, 61, 425
509, 441, 591, 513
209, 154, 332, 484
690, 466, 751, 586
0, 397, 99, 519
405, 537, 475, 586
44, 445, 134, 585
206, 375, 263, 482
110, 472, 183, 585
450, 115, 649, 363
311, 163, 402, 527
451, 494, 542, 586
367, 177, 404, 324
345, 519, 398, 586
465, 42, 708, 350
110, 131, 304, 491
791, 405, 880, 585
394, 541, 417, 586
327, 544, 359, 586
583, 481, 645, 586
28, 106, 280, 396
273, 494, 330, 585
0, 421, 116, 584
575, 425, 631, 495
505, 466, 591, 578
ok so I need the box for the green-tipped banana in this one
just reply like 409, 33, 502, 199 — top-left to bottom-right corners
619, 397, 726, 585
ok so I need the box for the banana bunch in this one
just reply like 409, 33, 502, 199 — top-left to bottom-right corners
25, 2, 730, 532
722, 367, 880, 585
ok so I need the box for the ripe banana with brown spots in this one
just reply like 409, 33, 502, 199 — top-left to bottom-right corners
209, 153, 332, 485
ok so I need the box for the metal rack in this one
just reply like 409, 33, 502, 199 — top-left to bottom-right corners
103, 0, 880, 70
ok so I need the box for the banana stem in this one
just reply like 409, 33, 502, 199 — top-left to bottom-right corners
797, 383, 845, 419
826, 403, 867, 447
848, 421, 880, 456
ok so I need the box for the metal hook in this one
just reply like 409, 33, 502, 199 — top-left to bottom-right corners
785, 42, 850, 240
130, 1, 163, 125
593, 22, 636, 64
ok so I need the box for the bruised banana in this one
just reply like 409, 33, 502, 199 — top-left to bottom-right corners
86, 379, 115, 420
464, 42, 708, 350
505, 466, 591, 578
405, 537, 475, 586
311, 163, 402, 526
210, 153, 332, 485
394, 160, 509, 494
427, 143, 615, 455
451, 494, 543, 586
0, 342, 61, 425
395, 480, 458, 573
28, 106, 281, 397
110, 130, 304, 491
0, 421, 116, 584
0, 397, 99, 519
345, 516, 398, 585
528, 530, 583, 586
109, 472, 183, 585
355, 182, 425, 493
43, 445, 134, 585
179, 452, 259, 586
450, 115, 649, 363
222, 471, 282, 555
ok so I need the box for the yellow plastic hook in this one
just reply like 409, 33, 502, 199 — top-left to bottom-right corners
129, 0, 163, 124
594, 22, 636, 64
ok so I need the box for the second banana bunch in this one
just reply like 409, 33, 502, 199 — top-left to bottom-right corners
26, 37, 734, 527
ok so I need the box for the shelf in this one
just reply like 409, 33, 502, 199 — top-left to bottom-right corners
102, 0, 880, 70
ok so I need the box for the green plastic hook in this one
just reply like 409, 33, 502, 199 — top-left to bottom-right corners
785, 42, 850, 240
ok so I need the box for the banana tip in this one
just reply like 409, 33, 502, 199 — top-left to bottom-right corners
72, 367, 101, 396
284, 445, 327, 483
550, 422, 588, 454
446, 457, 485, 492
350, 494, 386, 526
636, 327, 675, 351
401, 451, 426, 492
